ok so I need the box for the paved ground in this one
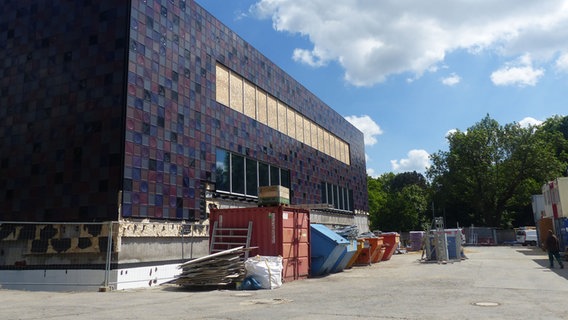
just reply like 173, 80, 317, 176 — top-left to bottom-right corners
1, 246, 567, 320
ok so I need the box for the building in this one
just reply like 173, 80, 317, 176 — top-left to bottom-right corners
0, 0, 368, 290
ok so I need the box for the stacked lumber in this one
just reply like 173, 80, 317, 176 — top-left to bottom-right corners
173, 246, 248, 287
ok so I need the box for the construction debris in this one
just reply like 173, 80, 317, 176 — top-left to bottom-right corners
173, 246, 249, 287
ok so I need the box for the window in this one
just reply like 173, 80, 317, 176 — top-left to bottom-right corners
281, 169, 290, 189
259, 162, 269, 187
321, 182, 327, 204
215, 149, 230, 192
215, 148, 291, 200
270, 165, 280, 186
246, 158, 258, 196
231, 154, 245, 194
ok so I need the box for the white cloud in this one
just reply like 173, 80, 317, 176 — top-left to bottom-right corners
490, 54, 544, 86
555, 53, 568, 73
445, 128, 458, 137
518, 117, 543, 128
344, 115, 383, 146
367, 167, 379, 178
441, 73, 461, 86
250, 1, 568, 86
390, 149, 431, 173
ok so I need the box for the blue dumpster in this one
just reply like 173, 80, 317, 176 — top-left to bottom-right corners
331, 238, 358, 273
310, 224, 350, 277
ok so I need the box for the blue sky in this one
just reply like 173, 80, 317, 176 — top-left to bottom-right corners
197, 0, 568, 177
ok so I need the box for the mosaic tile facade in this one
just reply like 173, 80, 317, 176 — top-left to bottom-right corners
0, 0, 368, 223
0, 0, 128, 222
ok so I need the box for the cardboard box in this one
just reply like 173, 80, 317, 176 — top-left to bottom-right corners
259, 186, 290, 205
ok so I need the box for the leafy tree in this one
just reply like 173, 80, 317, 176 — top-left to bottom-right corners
377, 184, 428, 232
368, 172, 429, 232
539, 115, 568, 175
427, 115, 564, 228
367, 175, 387, 230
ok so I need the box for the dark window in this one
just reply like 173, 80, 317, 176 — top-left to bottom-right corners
333, 185, 339, 209
270, 166, 280, 186
246, 158, 257, 196
321, 182, 327, 203
259, 162, 269, 187
215, 149, 230, 192
231, 154, 245, 194
327, 183, 333, 206
281, 169, 290, 189
339, 186, 344, 210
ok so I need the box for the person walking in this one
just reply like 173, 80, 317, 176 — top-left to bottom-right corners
544, 229, 564, 269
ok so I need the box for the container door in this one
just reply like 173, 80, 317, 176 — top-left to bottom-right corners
281, 209, 309, 282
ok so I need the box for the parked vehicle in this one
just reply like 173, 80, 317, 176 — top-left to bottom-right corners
516, 229, 538, 246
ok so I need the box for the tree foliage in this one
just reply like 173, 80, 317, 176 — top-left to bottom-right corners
368, 172, 429, 232
427, 115, 565, 228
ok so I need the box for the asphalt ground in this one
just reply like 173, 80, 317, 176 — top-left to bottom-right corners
1, 246, 567, 320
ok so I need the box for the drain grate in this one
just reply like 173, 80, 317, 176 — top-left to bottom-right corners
472, 301, 500, 307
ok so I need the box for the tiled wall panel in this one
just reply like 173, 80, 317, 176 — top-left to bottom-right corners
0, 0, 128, 222
1, 0, 368, 223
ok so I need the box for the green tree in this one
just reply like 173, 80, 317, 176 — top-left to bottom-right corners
377, 184, 428, 232
427, 115, 564, 228
367, 175, 388, 230
368, 172, 428, 232
539, 115, 568, 175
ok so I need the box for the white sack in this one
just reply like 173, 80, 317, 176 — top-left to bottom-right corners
244, 255, 283, 289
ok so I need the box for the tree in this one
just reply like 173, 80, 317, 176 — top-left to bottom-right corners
367, 175, 388, 230
377, 184, 428, 232
368, 172, 429, 232
539, 115, 568, 175
427, 115, 564, 228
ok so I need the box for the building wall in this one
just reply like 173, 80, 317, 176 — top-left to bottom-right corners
1, 0, 368, 223
0, 0, 128, 221
123, 0, 368, 221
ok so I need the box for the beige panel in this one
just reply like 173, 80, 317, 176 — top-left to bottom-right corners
215, 64, 229, 106
229, 73, 243, 112
344, 143, 350, 165
256, 89, 268, 125
303, 117, 311, 146
318, 126, 324, 154
330, 136, 336, 159
337, 140, 345, 162
267, 96, 277, 129
312, 121, 318, 149
277, 101, 287, 134
296, 113, 304, 143
323, 131, 330, 155
243, 80, 256, 118
287, 107, 296, 139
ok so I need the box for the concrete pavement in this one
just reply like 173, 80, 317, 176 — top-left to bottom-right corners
1, 246, 567, 320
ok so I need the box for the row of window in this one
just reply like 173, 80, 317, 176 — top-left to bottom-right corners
321, 182, 354, 212
215, 148, 291, 197
215, 63, 350, 165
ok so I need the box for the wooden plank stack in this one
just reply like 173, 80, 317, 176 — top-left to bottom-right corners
173, 246, 248, 287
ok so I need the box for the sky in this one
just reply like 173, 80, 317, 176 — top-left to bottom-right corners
197, 0, 568, 177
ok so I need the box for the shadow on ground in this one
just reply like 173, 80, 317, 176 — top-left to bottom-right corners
515, 246, 568, 279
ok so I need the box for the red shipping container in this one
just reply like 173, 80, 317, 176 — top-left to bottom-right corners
210, 206, 310, 282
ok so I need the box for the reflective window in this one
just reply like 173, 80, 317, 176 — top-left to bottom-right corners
259, 162, 269, 187
270, 165, 280, 186
246, 158, 258, 196
231, 154, 245, 194
281, 169, 290, 189
215, 149, 230, 192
